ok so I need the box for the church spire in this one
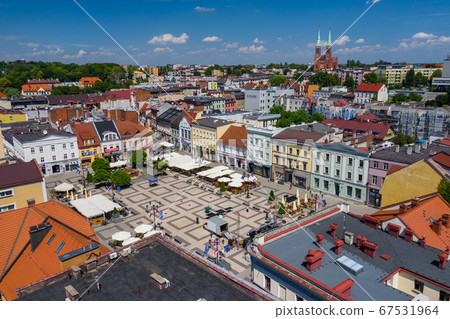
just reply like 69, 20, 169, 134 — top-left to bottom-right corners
327, 28, 332, 46
316, 28, 321, 46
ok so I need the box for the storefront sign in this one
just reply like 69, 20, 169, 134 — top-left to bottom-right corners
105, 147, 119, 152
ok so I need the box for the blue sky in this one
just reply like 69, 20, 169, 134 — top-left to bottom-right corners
0, 0, 449, 66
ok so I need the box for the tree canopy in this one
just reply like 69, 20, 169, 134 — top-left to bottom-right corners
391, 132, 415, 146
93, 169, 110, 183
269, 106, 324, 127
437, 178, 450, 204
130, 150, 147, 168
269, 75, 288, 87
91, 158, 110, 172
110, 169, 131, 187
308, 71, 340, 87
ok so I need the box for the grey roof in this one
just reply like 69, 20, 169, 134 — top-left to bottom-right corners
317, 143, 370, 157
92, 120, 120, 141
192, 117, 235, 129
289, 122, 335, 134
156, 108, 182, 125
243, 114, 281, 121
370, 144, 450, 164
18, 243, 257, 301
8, 125, 75, 143
262, 212, 449, 301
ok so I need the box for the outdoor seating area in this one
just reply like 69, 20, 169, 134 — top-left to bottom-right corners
195, 166, 260, 194
110, 224, 161, 247
154, 152, 210, 176
70, 194, 123, 225
269, 189, 327, 219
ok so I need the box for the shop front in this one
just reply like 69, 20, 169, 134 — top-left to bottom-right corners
180, 137, 191, 153
248, 162, 271, 178
293, 172, 308, 189
273, 165, 285, 182
80, 149, 99, 166
367, 188, 382, 207
103, 147, 122, 162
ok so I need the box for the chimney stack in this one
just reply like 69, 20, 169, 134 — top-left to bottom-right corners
334, 239, 344, 255
333, 279, 354, 298
442, 214, 449, 229
432, 220, 442, 236
438, 252, 448, 269
362, 240, 379, 258
395, 145, 400, 153
407, 147, 412, 155
420, 235, 427, 247
410, 197, 420, 208
356, 235, 363, 248
27, 198, 36, 207
316, 233, 324, 248
305, 249, 325, 271
414, 144, 421, 153
399, 204, 408, 214
422, 141, 428, 149
330, 223, 339, 237
387, 223, 401, 237
65, 285, 79, 301
404, 228, 414, 242
363, 215, 380, 229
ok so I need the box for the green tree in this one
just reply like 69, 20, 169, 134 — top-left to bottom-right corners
153, 158, 168, 174
392, 132, 415, 146
130, 150, 147, 168
86, 171, 94, 183
220, 182, 226, 192
278, 203, 286, 215
269, 75, 288, 87
309, 71, 340, 87
363, 73, 379, 83
91, 158, 110, 172
110, 169, 131, 187
269, 105, 285, 115
414, 72, 428, 87
404, 69, 415, 87
268, 190, 275, 201
392, 93, 409, 104
311, 112, 325, 123
2, 87, 21, 97
112, 207, 120, 219
437, 178, 450, 204
0, 77, 11, 92
93, 169, 110, 183
408, 92, 423, 102
435, 93, 449, 107
343, 76, 355, 91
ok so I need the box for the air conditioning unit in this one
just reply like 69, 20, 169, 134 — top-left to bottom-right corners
123, 247, 132, 255
109, 252, 118, 260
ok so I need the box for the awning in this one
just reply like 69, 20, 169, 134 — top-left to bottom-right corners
294, 173, 307, 179
54, 183, 74, 192
112, 231, 131, 242
70, 194, 121, 219
122, 237, 141, 246
134, 224, 153, 234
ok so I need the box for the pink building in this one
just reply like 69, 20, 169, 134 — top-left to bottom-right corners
224, 97, 237, 112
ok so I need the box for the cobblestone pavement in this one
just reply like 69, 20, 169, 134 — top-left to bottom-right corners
44, 167, 377, 280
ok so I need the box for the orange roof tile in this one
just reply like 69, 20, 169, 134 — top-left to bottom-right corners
0, 92, 7, 98
387, 164, 404, 175
79, 77, 102, 84
139, 102, 149, 113
21, 84, 51, 92
71, 122, 101, 148
431, 152, 450, 168
217, 125, 247, 150
0, 201, 108, 300
114, 120, 152, 139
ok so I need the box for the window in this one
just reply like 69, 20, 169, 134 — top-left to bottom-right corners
358, 174, 363, 182
315, 165, 319, 172
347, 186, 353, 196
414, 280, 424, 293
264, 275, 271, 291
302, 162, 307, 171
55, 241, 65, 254
335, 169, 340, 177
64, 154, 68, 159
372, 176, 378, 185
325, 153, 330, 161
72, 153, 75, 158
279, 285, 287, 301
31, 147, 35, 154
39, 146, 43, 153
289, 148, 292, 154
303, 151, 307, 157
355, 188, 362, 199
347, 172, 352, 180
383, 163, 389, 170
373, 161, 379, 168
324, 167, 329, 174
276, 145, 279, 152
40, 157, 45, 163
315, 178, 319, 188
348, 158, 353, 165
359, 160, 364, 168
63, 143, 66, 150
0, 204, 16, 213
52, 155, 56, 161
0, 190, 13, 198
47, 233, 56, 245
296, 149, 300, 156
51, 145, 55, 151
324, 180, 329, 190
336, 156, 341, 163
439, 290, 449, 301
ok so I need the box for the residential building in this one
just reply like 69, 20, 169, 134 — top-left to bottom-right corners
17, 234, 274, 301
371, 193, 450, 251
0, 201, 109, 300
354, 83, 388, 104
245, 88, 295, 112
25, 78, 61, 87
114, 120, 153, 160
379, 152, 450, 207
311, 143, 370, 204
368, 143, 449, 207
322, 118, 394, 142
179, 111, 195, 153
156, 108, 182, 142
170, 112, 184, 149
2, 125, 80, 175
69, 123, 102, 167
145, 102, 173, 129
79, 77, 102, 88
0, 159, 47, 212
249, 207, 449, 301
0, 129, 5, 160
375, 65, 442, 85
246, 126, 281, 178
313, 28, 338, 71
92, 120, 122, 162
191, 118, 235, 161
0, 110, 27, 123
20, 84, 51, 97
242, 114, 280, 128
432, 53, 450, 91
217, 125, 247, 170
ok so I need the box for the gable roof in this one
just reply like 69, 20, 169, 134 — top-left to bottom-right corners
0, 92, 7, 98
217, 125, 247, 149
0, 159, 43, 190
355, 83, 384, 93
21, 84, 51, 92
92, 120, 120, 141
114, 120, 151, 139
79, 77, 102, 84
430, 152, 450, 169
70, 122, 101, 148
322, 118, 391, 140
273, 128, 325, 144
0, 201, 108, 300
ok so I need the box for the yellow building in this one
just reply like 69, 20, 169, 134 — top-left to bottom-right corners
191, 118, 235, 161
380, 159, 444, 207
71, 123, 102, 167
0, 128, 5, 159
374, 66, 442, 85
148, 66, 159, 76
0, 159, 47, 212
0, 110, 27, 123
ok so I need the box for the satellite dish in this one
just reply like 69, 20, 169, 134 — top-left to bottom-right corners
43, 130, 48, 135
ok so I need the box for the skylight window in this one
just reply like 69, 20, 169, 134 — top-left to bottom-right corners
46, 233, 56, 245
55, 241, 65, 254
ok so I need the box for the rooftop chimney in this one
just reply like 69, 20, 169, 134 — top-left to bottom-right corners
395, 145, 400, 153
29, 223, 52, 252
432, 220, 442, 236
330, 223, 339, 237
356, 235, 362, 248
404, 228, 414, 242
27, 198, 35, 207
442, 214, 449, 229
422, 141, 428, 150
399, 204, 408, 214
305, 249, 325, 271
420, 235, 427, 247
407, 147, 412, 155
316, 233, 324, 248
362, 240, 379, 258
410, 197, 420, 208
333, 279, 354, 298
387, 223, 401, 237
363, 215, 380, 229
334, 239, 344, 255
414, 144, 421, 153
438, 252, 448, 269
65, 285, 79, 301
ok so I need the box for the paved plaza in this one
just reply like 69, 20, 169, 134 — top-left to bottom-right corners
45, 167, 377, 280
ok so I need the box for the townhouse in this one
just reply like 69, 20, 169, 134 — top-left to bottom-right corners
114, 120, 153, 160
69, 122, 102, 167
92, 120, 122, 162
216, 125, 247, 170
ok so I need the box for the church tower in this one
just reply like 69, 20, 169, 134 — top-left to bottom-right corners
314, 28, 322, 71
325, 28, 332, 66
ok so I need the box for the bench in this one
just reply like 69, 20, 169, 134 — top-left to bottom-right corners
173, 236, 183, 244
208, 188, 214, 192
224, 194, 231, 199
174, 175, 179, 179
253, 205, 260, 211
242, 201, 250, 206
194, 250, 204, 257
165, 232, 172, 239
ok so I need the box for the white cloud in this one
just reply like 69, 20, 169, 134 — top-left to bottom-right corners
277, 37, 283, 41
194, 6, 215, 12
253, 37, 265, 44
153, 47, 173, 53
238, 45, 265, 53
307, 40, 327, 48
186, 50, 201, 55
0, 35, 20, 41
224, 42, 238, 49
202, 36, 222, 42
148, 33, 188, 44
335, 35, 350, 46
412, 32, 437, 39
32, 47, 64, 56
355, 38, 365, 44
20, 42, 40, 48
63, 49, 87, 59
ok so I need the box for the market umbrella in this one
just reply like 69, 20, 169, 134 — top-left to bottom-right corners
134, 224, 153, 234
228, 181, 243, 188
149, 177, 158, 183
122, 237, 140, 246
218, 177, 232, 183
112, 231, 132, 242
293, 201, 298, 211
296, 188, 300, 200
281, 196, 286, 206
304, 193, 308, 203
54, 182, 74, 192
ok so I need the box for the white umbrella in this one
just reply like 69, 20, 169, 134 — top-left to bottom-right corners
296, 188, 300, 200
122, 237, 140, 246
281, 196, 286, 206
304, 193, 308, 203
293, 201, 298, 211
54, 183, 74, 192
134, 224, 153, 234
228, 181, 243, 188
218, 177, 232, 183
112, 231, 132, 242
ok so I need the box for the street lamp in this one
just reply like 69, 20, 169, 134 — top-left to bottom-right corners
149, 201, 159, 229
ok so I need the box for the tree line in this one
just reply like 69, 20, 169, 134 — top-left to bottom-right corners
269, 105, 324, 128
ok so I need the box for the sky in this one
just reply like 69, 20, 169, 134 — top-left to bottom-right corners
0, 0, 449, 66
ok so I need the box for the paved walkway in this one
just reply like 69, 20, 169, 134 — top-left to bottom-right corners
44, 166, 377, 281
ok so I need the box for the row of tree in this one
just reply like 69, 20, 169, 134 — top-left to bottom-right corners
269, 105, 324, 128
86, 158, 131, 187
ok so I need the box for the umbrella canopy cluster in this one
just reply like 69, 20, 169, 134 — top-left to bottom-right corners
112, 231, 131, 242
134, 224, 153, 234
54, 183, 74, 192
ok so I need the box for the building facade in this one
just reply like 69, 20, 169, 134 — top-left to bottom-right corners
313, 29, 338, 71
191, 118, 234, 161
216, 126, 247, 170
246, 126, 280, 178
92, 121, 123, 162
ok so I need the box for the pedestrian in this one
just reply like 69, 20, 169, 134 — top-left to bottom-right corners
289, 184, 292, 190
196, 216, 199, 224
246, 206, 249, 213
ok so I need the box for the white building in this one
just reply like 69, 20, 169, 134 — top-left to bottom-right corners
354, 83, 388, 104
245, 88, 295, 112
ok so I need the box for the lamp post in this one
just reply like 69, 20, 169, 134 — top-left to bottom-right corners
149, 201, 158, 229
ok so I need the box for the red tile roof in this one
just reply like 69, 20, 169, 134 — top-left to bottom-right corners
217, 125, 247, 150
356, 113, 381, 123
0, 92, 7, 98
431, 152, 450, 168
355, 83, 384, 92
0, 201, 108, 300
79, 77, 102, 84
21, 84, 51, 92
70, 122, 101, 148
114, 120, 152, 139
437, 138, 450, 146
139, 102, 149, 113
0, 159, 43, 189
183, 111, 198, 125
387, 164, 404, 175
322, 119, 391, 140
